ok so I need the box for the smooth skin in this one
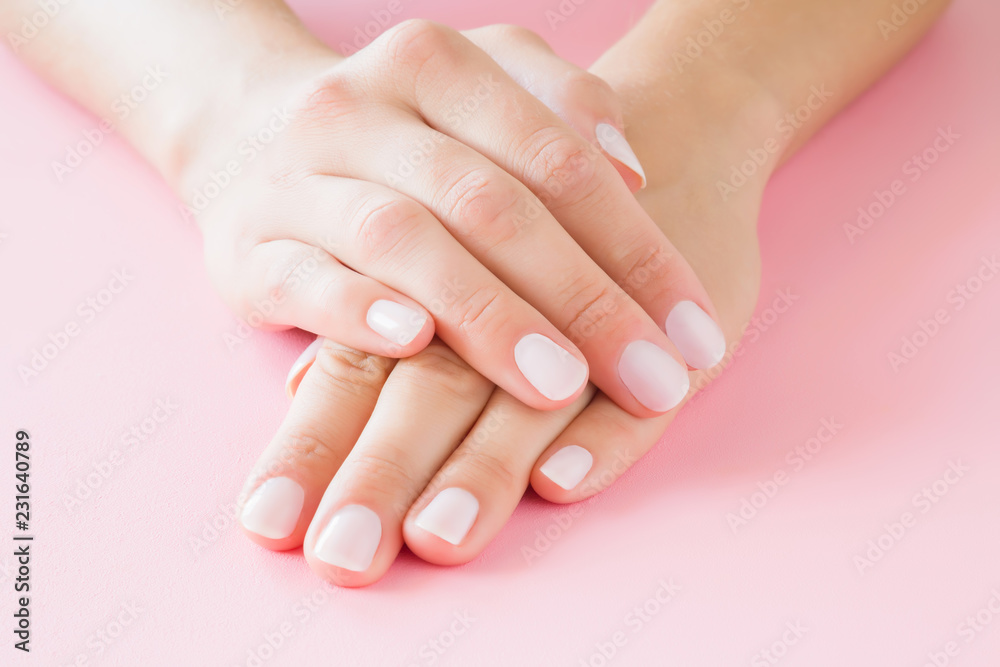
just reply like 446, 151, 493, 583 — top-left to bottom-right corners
2, 0, 951, 587
2, 0, 724, 416
245, 0, 952, 586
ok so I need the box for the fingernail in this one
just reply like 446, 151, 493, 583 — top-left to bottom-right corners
539, 445, 593, 491
514, 333, 588, 401
286, 336, 324, 398
314, 504, 382, 572
240, 477, 306, 540
618, 340, 690, 412
596, 123, 647, 189
366, 300, 427, 346
414, 487, 479, 546
665, 301, 727, 370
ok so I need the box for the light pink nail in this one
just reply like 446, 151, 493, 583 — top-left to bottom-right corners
314, 505, 382, 572
415, 488, 479, 546
366, 300, 427, 346
618, 340, 690, 412
514, 333, 588, 401
540, 445, 593, 491
596, 123, 647, 188
240, 477, 305, 540
285, 336, 324, 398
665, 301, 727, 370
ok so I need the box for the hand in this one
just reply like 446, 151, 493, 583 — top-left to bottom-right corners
237, 25, 767, 587
191, 18, 726, 417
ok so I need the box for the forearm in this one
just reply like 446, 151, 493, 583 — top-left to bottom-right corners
593, 0, 953, 189
1, 0, 336, 191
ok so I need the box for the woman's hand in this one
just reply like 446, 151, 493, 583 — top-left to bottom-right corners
190, 18, 727, 417
237, 24, 768, 587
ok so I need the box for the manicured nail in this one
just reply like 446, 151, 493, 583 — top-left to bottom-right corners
240, 477, 306, 539
314, 505, 382, 572
540, 445, 594, 491
618, 340, 690, 412
286, 336, 324, 398
514, 334, 588, 401
414, 488, 479, 546
665, 301, 727, 370
596, 123, 647, 189
366, 300, 427, 346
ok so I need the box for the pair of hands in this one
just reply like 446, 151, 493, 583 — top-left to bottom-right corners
209, 22, 755, 587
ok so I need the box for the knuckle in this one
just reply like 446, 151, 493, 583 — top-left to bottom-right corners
345, 451, 413, 502
559, 280, 624, 346
312, 343, 393, 397
284, 70, 360, 132
274, 429, 342, 470
394, 344, 486, 399
555, 70, 618, 107
488, 24, 548, 48
257, 243, 323, 313
381, 18, 457, 70
517, 128, 599, 206
455, 448, 522, 494
451, 285, 508, 340
251, 72, 360, 181
347, 194, 426, 266
618, 245, 674, 298
441, 169, 524, 247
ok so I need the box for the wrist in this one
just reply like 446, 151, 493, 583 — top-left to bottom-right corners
591, 41, 784, 204
127, 7, 341, 203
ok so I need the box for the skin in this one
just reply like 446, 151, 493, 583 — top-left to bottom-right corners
2, 0, 722, 417
1, 0, 952, 587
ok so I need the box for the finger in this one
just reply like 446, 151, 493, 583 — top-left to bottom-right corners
237, 339, 394, 550
303, 340, 494, 587
232, 239, 434, 357
530, 391, 675, 504
463, 24, 644, 191
367, 20, 728, 373
305, 115, 691, 417
283, 177, 590, 411
403, 384, 594, 565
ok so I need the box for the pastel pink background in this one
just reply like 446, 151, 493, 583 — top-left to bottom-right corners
2, 0, 999, 665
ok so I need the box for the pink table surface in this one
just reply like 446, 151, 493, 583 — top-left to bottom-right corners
2, 0, 999, 665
